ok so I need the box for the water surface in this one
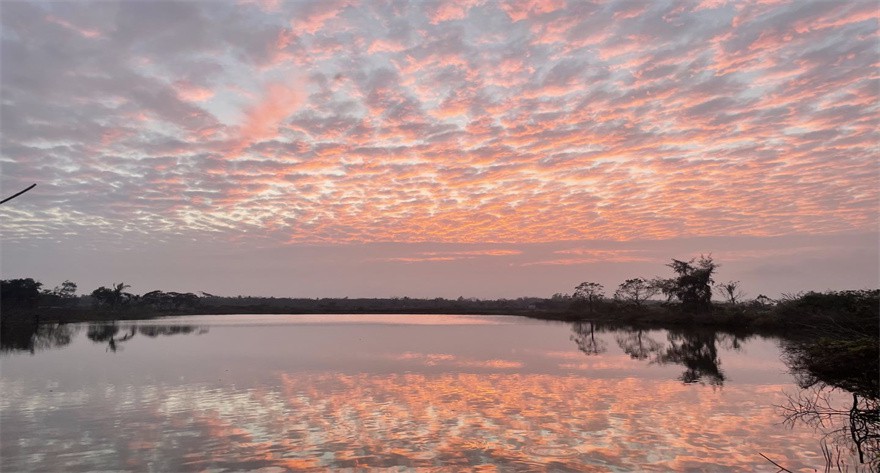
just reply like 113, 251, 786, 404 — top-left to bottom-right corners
0, 314, 852, 471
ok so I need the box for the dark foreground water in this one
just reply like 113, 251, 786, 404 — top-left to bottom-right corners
0, 314, 859, 471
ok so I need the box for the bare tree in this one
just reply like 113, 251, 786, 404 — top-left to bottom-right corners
780, 384, 879, 470
715, 280, 746, 304
573, 282, 605, 314
614, 278, 661, 308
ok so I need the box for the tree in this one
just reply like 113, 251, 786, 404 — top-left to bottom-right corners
660, 255, 718, 311
91, 282, 133, 309
649, 277, 678, 303
573, 282, 605, 314
142, 290, 199, 311
91, 287, 114, 307
753, 294, 774, 308
614, 278, 661, 308
715, 280, 746, 304
1, 278, 43, 311
111, 282, 131, 305
52, 280, 78, 298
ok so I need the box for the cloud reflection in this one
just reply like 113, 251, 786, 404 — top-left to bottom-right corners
1, 372, 847, 471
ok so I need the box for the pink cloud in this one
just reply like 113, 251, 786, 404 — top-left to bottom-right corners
367, 38, 408, 54
374, 249, 522, 263
499, 0, 566, 22
235, 82, 305, 153
4, 0, 878, 253
45, 15, 102, 38
427, 0, 481, 24
174, 81, 215, 102
291, 0, 352, 35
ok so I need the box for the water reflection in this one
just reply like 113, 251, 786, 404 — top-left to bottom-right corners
574, 323, 730, 385
659, 331, 726, 386
0, 315, 865, 471
615, 329, 663, 360
86, 323, 206, 352
779, 333, 879, 469
0, 321, 80, 354
570, 322, 607, 356
1, 321, 206, 354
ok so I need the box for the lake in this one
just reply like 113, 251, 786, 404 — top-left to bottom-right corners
0, 314, 858, 471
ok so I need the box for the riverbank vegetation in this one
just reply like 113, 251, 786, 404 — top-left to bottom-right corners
2, 255, 877, 336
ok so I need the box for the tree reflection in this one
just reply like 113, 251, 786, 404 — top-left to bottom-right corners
1, 321, 206, 354
781, 386, 878, 470
657, 331, 726, 386
87, 324, 136, 352
571, 324, 729, 386
86, 323, 208, 352
137, 325, 205, 337
780, 331, 879, 469
615, 330, 663, 360
1, 321, 80, 354
570, 322, 606, 355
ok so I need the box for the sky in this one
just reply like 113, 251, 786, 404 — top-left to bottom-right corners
0, 0, 877, 299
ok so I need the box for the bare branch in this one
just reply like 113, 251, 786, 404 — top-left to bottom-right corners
0, 183, 36, 205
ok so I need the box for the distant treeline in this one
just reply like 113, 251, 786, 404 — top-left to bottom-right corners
1, 255, 878, 334
0, 278, 569, 321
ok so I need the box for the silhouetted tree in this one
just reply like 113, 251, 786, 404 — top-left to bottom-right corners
52, 280, 78, 298
649, 277, 678, 303
715, 280, 746, 304
91, 287, 114, 307
753, 294, 775, 308
573, 282, 605, 314
614, 278, 660, 308
40, 280, 79, 307
659, 255, 717, 311
91, 282, 133, 309
142, 290, 198, 311
1, 278, 43, 311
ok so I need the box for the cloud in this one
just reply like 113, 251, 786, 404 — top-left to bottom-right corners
0, 0, 876, 256
374, 249, 523, 263
235, 81, 305, 154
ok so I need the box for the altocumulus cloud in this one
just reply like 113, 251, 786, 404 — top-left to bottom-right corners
0, 0, 877, 297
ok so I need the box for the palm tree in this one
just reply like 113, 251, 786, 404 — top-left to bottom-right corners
110, 283, 131, 307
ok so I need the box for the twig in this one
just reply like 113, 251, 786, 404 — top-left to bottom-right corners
0, 183, 36, 205
759, 452, 794, 473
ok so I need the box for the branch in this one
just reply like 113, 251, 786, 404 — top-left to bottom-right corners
758, 453, 794, 473
0, 183, 36, 205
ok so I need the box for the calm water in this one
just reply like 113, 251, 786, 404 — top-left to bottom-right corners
0, 314, 854, 471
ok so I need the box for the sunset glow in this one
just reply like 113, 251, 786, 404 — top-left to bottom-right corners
1, 0, 877, 296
